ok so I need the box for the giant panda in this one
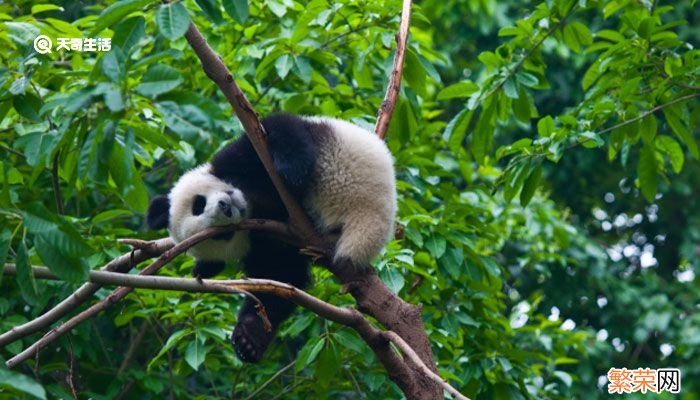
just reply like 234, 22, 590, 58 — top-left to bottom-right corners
146, 113, 396, 362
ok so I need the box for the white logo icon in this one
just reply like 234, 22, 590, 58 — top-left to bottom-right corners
33, 35, 52, 54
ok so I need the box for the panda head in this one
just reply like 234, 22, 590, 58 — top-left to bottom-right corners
147, 164, 249, 243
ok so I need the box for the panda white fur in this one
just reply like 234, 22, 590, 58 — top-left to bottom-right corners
147, 113, 396, 362
166, 165, 251, 261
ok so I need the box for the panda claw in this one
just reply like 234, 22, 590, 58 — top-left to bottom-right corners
300, 245, 330, 262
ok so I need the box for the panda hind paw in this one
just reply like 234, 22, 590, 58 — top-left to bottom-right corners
231, 315, 274, 363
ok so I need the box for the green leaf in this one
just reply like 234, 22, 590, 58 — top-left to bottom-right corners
472, 100, 496, 162
92, 0, 151, 35
503, 77, 519, 99
444, 108, 473, 151
136, 65, 184, 97
293, 56, 312, 83
195, 0, 223, 24
92, 209, 131, 224
582, 60, 601, 90
655, 136, 684, 173
520, 163, 542, 206
156, 2, 191, 41
638, 144, 657, 202
437, 81, 478, 100
0, 228, 11, 285
5, 22, 39, 46
295, 337, 325, 372
380, 267, 405, 293
315, 340, 341, 385
185, 335, 207, 370
34, 236, 88, 282
504, 161, 530, 203
31, 4, 63, 15
515, 72, 538, 88
112, 16, 146, 52
15, 240, 40, 305
513, 87, 533, 123
100, 51, 122, 83
637, 17, 655, 40
0, 369, 46, 400
439, 247, 464, 279
148, 329, 191, 370
45, 18, 82, 37
554, 371, 573, 388
537, 116, 555, 137
275, 54, 293, 79
103, 86, 125, 112
21, 203, 92, 258
222, 0, 249, 23
663, 106, 699, 159
13, 94, 42, 122
640, 114, 657, 143
425, 234, 446, 258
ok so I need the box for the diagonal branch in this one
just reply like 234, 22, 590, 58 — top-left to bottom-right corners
374, 0, 412, 139
183, 25, 320, 244
384, 331, 470, 400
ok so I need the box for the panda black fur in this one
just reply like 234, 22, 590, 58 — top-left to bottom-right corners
147, 113, 396, 362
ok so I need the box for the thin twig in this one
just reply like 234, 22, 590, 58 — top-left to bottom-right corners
384, 331, 470, 400
243, 359, 296, 400
118, 321, 149, 375
0, 143, 25, 158
374, 0, 412, 139
51, 151, 64, 215
571, 91, 700, 149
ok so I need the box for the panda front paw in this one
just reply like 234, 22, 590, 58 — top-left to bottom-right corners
231, 314, 274, 363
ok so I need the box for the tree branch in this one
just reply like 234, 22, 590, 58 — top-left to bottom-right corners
0, 264, 408, 395
0, 238, 172, 348
384, 331, 470, 400
0, 220, 290, 349
374, 0, 412, 139
2, 220, 291, 367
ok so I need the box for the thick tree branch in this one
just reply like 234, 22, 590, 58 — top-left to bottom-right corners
384, 331, 470, 400
374, 0, 412, 139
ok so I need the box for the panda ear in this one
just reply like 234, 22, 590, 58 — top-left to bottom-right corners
147, 195, 170, 230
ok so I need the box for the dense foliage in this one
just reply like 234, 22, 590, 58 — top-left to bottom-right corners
1, 0, 698, 398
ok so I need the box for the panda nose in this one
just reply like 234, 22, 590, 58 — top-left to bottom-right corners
218, 200, 232, 217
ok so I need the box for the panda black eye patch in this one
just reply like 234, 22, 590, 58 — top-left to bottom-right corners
192, 194, 207, 215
